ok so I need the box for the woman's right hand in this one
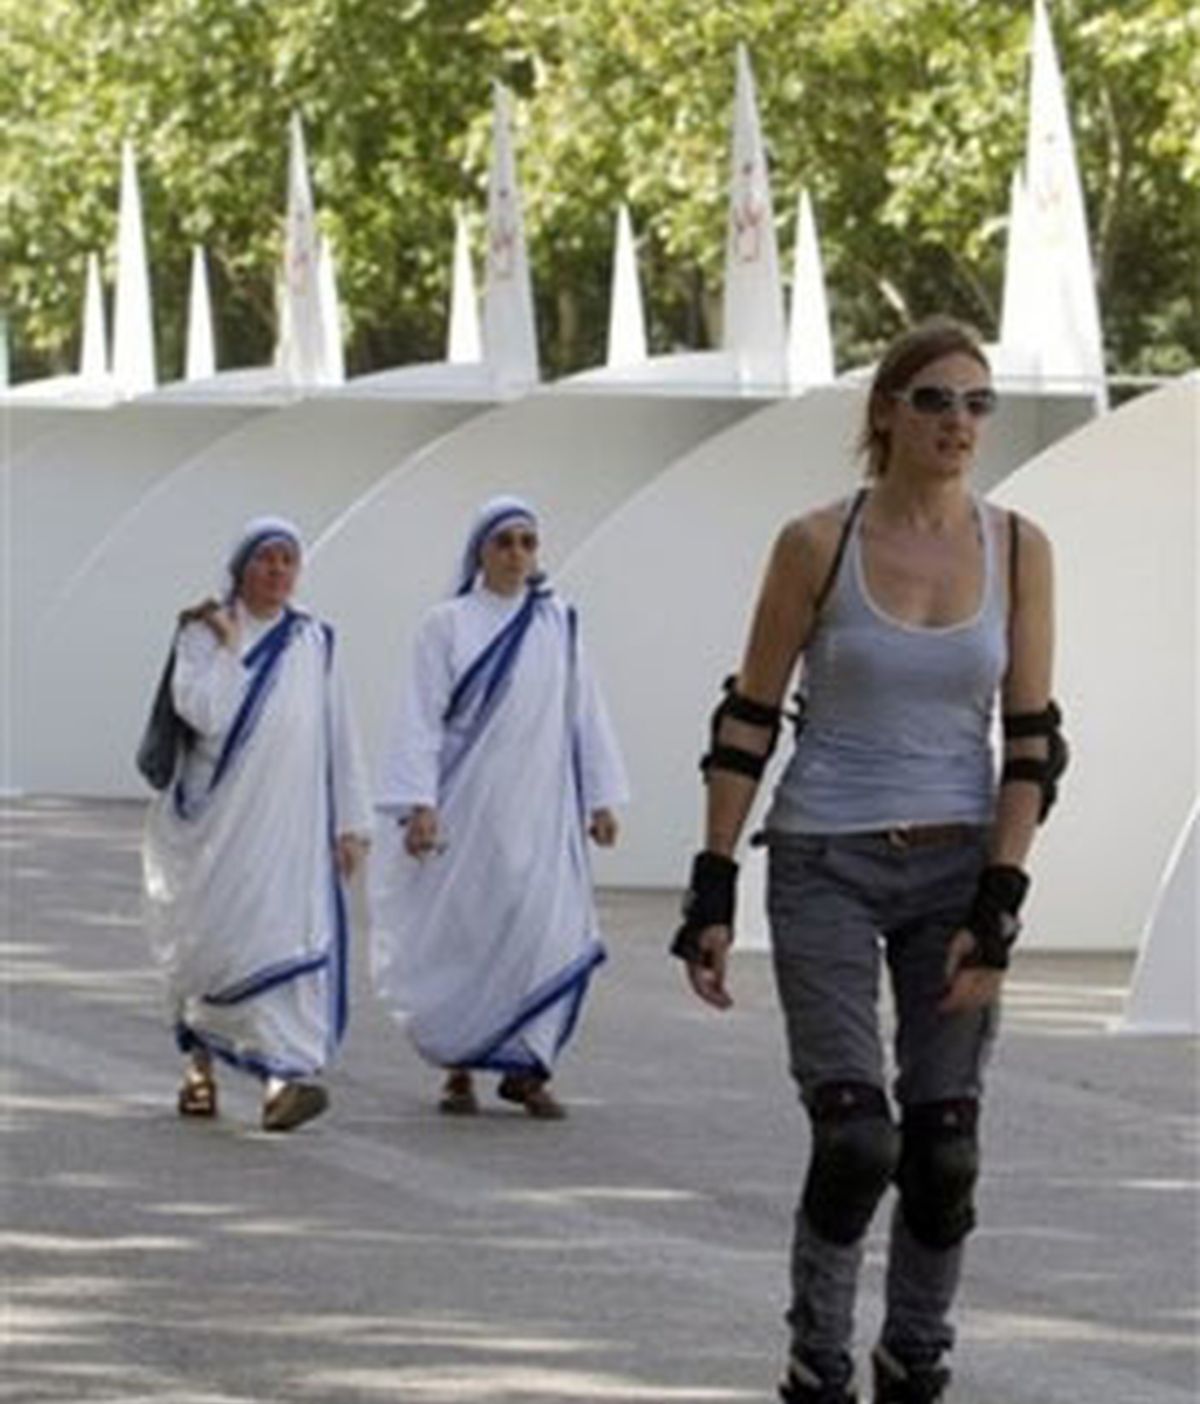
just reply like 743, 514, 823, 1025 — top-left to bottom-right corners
684, 925, 734, 1011
404, 805, 442, 859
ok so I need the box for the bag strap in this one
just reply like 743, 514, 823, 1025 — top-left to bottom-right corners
813, 487, 868, 618
1004, 508, 1022, 685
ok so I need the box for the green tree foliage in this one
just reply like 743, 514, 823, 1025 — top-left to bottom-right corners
1, 0, 1195, 381
1, 0, 495, 376
489, 0, 1199, 373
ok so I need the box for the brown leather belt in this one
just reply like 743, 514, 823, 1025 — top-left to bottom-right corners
873, 823, 981, 851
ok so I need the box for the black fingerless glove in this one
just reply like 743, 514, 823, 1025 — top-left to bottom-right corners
670, 851, 738, 964
964, 864, 1030, 970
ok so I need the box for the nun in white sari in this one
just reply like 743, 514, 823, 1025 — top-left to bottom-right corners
143, 517, 372, 1132
371, 497, 629, 1119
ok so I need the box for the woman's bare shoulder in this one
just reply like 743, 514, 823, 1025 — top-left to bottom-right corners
995, 506, 1053, 575
774, 496, 863, 569
1011, 510, 1052, 554
990, 500, 1050, 546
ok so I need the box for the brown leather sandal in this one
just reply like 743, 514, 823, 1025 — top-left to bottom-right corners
177, 1063, 218, 1118
438, 1069, 479, 1116
496, 1072, 566, 1120
261, 1080, 329, 1132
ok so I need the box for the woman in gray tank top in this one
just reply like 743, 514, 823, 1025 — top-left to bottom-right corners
672, 319, 1065, 1404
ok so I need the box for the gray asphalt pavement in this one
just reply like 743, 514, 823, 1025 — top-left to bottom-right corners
3, 797, 1197, 1403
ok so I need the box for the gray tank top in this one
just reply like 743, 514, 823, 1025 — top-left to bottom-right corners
767, 495, 1008, 833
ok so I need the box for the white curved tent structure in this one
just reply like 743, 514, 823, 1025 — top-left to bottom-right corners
12, 402, 264, 625
1118, 800, 1199, 1035
3, 399, 269, 792
15, 395, 486, 795
1, 403, 108, 457
992, 373, 1198, 950
303, 391, 760, 769
557, 384, 1098, 935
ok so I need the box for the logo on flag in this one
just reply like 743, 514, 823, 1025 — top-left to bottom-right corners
490, 186, 517, 281
1030, 131, 1068, 247
732, 159, 765, 265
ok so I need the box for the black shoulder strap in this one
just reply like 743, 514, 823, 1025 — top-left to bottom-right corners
1003, 508, 1023, 688
813, 488, 868, 618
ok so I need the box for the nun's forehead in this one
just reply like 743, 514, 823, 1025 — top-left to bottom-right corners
482, 508, 536, 539
247, 532, 300, 556
228, 519, 303, 578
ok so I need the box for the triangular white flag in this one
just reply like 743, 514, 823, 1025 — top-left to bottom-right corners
112, 141, 157, 396
317, 236, 346, 385
786, 190, 834, 388
607, 204, 647, 368
999, 170, 1036, 354
280, 113, 324, 387
482, 84, 539, 392
185, 246, 216, 381
722, 44, 786, 389
1020, 0, 1107, 405
80, 252, 109, 383
448, 209, 482, 363
273, 263, 288, 370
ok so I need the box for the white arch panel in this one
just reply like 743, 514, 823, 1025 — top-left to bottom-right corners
16, 404, 263, 630
21, 397, 481, 794
1, 403, 106, 459
992, 374, 1198, 950
1119, 800, 1199, 1035
303, 392, 758, 776
3, 402, 265, 792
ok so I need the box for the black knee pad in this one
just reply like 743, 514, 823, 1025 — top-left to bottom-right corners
802, 1081, 899, 1246
896, 1099, 980, 1250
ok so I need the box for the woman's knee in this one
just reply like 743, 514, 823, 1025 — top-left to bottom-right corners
896, 1098, 981, 1249
802, 1080, 900, 1245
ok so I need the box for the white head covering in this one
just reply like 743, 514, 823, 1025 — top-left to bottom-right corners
226, 515, 304, 600
453, 495, 539, 596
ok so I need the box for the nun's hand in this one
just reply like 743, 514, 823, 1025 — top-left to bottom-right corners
179, 599, 237, 649
178, 597, 220, 624
405, 806, 442, 859
335, 833, 370, 879
205, 606, 239, 649
588, 808, 619, 847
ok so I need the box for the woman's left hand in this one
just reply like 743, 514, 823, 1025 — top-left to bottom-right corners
335, 833, 370, 880
939, 929, 1004, 1013
588, 809, 619, 847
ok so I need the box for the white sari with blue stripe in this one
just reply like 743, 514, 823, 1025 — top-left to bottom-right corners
372, 581, 628, 1074
143, 604, 371, 1081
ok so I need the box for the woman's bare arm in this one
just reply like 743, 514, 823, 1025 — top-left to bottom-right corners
941, 513, 1056, 1012
703, 517, 822, 857
684, 509, 839, 1009
991, 515, 1056, 867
